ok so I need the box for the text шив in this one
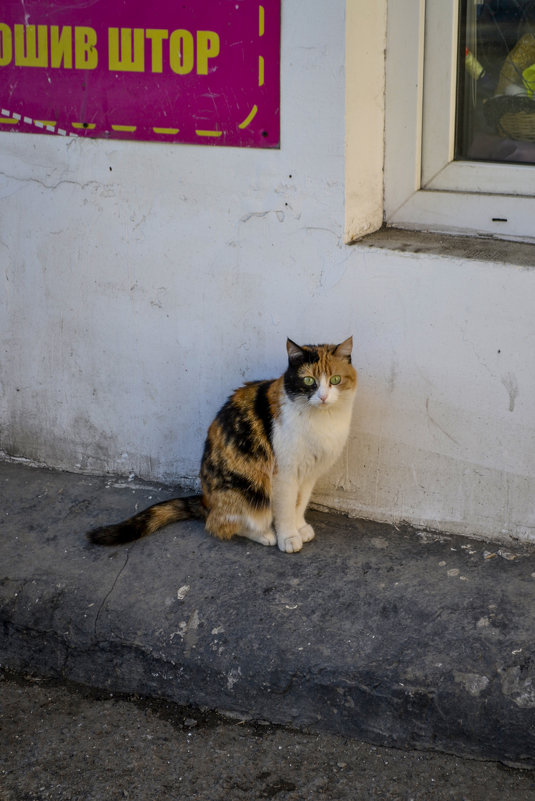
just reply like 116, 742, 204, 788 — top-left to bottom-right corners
0, 24, 221, 74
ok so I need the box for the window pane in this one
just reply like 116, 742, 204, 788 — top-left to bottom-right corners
456, 0, 535, 164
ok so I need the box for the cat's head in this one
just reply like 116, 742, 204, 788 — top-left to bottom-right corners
283, 337, 357, 408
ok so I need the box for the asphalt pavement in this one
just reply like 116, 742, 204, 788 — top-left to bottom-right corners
3, 672, 535, 801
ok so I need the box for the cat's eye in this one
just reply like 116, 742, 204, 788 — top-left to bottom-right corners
303, 376, 315, 386
330, 375, 341, 385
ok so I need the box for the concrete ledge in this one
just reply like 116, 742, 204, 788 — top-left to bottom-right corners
1, 460, 535, 766
359, 227, 535, 268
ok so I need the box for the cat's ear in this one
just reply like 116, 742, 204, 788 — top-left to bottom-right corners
334, 336, 353, 363
287, 338, 305, 365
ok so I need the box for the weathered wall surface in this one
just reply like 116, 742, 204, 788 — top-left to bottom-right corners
1, 1, 534, 542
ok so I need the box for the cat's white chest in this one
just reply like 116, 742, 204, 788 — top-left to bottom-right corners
273, 396, 354, 479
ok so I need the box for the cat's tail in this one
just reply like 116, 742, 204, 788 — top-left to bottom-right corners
87, 495, 206, 546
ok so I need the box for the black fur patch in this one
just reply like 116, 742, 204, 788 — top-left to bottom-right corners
284, 364, 318, 401
217, 401, 253, 452
253, 380, 274, 446
226, 471, 270, 509
204, 457, 269, 508
288, 344, 321, 367
214, 389, 272, 458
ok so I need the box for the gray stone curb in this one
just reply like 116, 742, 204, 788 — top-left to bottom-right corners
1, 460, 535, 766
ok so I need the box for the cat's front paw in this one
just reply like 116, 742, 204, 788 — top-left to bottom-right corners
242, 528, 277, 547
258, 530, 277, 547
299, 523, 315, 542
277, 531, 303, 553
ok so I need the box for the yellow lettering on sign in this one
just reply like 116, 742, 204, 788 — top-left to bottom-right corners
50, 26, 72, 69
1, 24, 222, 75
75, 27, 97, 69
145, 29, 168, 73
196, 31, 219, 75
108, 27, 144, 72
14, 24, 48, 67
169, 29, 194, 74
0, 23, 13, 66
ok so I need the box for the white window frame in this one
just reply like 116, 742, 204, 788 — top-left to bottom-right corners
383, 0, 535, 244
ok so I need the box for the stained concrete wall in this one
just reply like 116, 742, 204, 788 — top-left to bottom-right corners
1, 0, 534, 543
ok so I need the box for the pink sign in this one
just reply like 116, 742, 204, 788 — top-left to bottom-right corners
0, 0, 280, 148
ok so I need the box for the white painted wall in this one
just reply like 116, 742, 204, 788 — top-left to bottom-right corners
1, 0, 534, 543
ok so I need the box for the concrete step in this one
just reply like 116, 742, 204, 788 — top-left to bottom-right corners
1, 459, 535, 767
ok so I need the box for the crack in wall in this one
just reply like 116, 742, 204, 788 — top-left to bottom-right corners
0, 170, 108, 192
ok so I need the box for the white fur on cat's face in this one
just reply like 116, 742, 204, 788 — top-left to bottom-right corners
308, 375, 341, 407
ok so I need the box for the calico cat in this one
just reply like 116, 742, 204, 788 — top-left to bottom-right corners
88, 337, 357, 553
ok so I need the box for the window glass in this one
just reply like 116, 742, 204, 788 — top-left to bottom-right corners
457, 0, 535, 164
